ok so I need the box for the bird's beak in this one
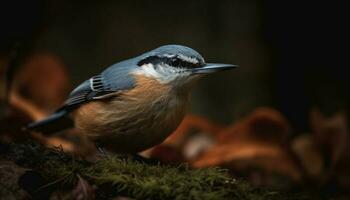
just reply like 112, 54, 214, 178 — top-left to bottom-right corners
191, 63, 238, 74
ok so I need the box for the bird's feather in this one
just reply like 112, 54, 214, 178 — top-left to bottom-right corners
60, 60, 137, 111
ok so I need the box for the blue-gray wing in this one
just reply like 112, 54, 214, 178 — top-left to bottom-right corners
60, 61, 136, 111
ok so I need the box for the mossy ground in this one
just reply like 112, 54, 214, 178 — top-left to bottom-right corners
0, 142, 308, 199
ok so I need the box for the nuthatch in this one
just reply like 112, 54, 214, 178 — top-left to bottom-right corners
27, 45, 237, 153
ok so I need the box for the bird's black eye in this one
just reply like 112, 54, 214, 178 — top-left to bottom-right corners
171, 58, 181, 67
138, 55, 203, 69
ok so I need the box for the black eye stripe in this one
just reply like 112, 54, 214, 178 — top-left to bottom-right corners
137, 56, 163, 66
138, 55, 203, 68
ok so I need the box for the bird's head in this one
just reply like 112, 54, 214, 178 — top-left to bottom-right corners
134, 45, 237, 88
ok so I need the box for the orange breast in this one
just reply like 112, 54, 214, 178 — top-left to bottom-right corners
73, 74, 190, 153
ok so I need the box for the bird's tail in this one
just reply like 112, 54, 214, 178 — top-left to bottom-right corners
26, 110, 74, 134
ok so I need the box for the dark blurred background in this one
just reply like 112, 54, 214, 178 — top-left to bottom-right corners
1, 1, 349, 198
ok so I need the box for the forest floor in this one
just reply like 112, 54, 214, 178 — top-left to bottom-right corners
0, 141, 309, 200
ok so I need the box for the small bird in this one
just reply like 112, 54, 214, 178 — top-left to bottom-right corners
27, 45, 237, 153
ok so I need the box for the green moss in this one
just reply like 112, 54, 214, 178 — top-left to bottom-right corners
85, 158, 238, 199
1, 142, 308, 199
